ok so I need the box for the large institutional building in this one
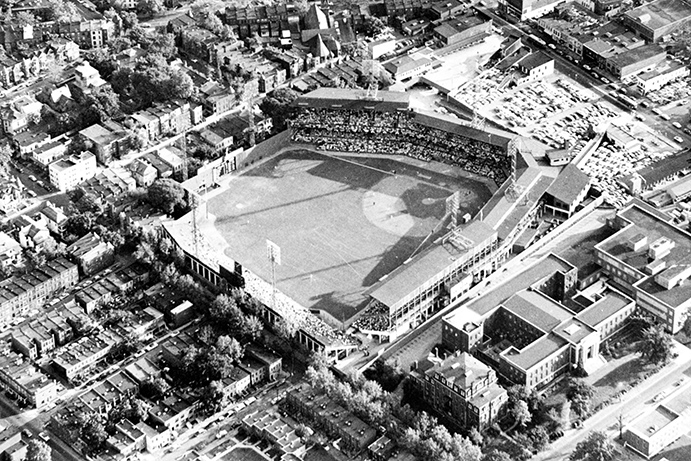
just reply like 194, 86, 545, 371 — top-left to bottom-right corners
440, 200, 691, 391
409, 352, 508, 430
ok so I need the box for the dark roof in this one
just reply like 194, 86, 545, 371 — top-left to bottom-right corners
546, 164, 590, 205
295, 88, 410, 112
636, 149, 691, 186
518, 51, 554, 71
413, 111, 514, 149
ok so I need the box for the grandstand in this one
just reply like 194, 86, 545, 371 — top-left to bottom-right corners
290, 88, 516, 187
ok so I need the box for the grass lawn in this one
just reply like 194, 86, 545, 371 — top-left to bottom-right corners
543, 327, 651, 418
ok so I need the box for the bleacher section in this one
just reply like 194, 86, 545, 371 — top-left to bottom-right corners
290, 89, 515, 187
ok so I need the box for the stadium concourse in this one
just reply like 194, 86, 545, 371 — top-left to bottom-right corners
165, 88, 561, 363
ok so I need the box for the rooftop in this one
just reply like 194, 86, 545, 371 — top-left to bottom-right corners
501, 332, 568, 370
518, 51, 554, 71
503, 289, 574, 332
576, 289, 633, 326
607, 44, 665, 69
447, 253, 575, 322
295, 88, 410, 112
624, 0, 691, 32
546, 164, 590, 205
596, 203, 691, 306
424, 351, 495, 390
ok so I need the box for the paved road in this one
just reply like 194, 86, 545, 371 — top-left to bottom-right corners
536, 342, 691, 461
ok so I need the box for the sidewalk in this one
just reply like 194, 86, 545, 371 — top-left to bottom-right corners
536, 341, 691, 461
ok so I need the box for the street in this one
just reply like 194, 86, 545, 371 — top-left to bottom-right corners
536, 342, 691, 461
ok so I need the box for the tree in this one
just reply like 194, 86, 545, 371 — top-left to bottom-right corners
293, 0, 308, 14
199, 380, 228, 414
77, 412, 108, 455
259, 87, 298, 131
12, 11, 36, 27
149, 33, 177, 59
137, 0, 163, 17
511, 399, 531, 427
637, 325, 674, 365
570, 431, 617, 461
64, 213, 93, 238
147, 179, 187, 214
140, 377, 170, 400
121, 10, 138, 29
366, 358, 404, 392
567, 379, 594, 419
165, 71, 194, 99
47, 0, 81, 22
242, 315, 263, 341
528, 425, 550, 452
74, 192, 103, 214
216, 335, 244, 362
359, 15, 386, 37
25, 440, 51, 461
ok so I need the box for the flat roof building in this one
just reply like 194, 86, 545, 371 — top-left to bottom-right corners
623, 0, 691, 42
595, 202, 691, 333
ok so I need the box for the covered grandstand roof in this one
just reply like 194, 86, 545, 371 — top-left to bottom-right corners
369, 220, 496, 308
294, 88, 411, 112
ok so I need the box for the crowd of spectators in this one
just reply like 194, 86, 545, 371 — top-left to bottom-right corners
353, 300, 391, 332
243, 270, 357, 348
291, 108, 512, 186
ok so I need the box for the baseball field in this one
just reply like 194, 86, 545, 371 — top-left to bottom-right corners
206, 149, 494, 322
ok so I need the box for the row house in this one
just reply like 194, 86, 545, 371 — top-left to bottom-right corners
73, 370, 138, 416
36, 19, 115, 50
222, 4, 295, 40
130, 100, 202, 142
264, 47, 307, 79
199, 81, 235, 116
286, 387, 378, 455
52, 329, 124, 381
11, 320, 57, 359
242, 411, 307, 458
0, 344, 58, 408
33, 139, 69, 168
12, 129, 51, 158
147, 391, 197, 432
11, 309, 76, 360
0, 258, 78, 328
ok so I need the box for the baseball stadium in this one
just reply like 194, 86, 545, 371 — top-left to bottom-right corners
165, 88, 550, 361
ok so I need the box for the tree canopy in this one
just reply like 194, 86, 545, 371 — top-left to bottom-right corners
111, 54, 194, 111
637, 325, 674, 364
570, 431, 617, 461
26, 440, 51, 461
259, 87, 298, 131
147, 179, 188, 215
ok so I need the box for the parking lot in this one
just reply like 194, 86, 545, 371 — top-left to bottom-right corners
580, 141, 673, 207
